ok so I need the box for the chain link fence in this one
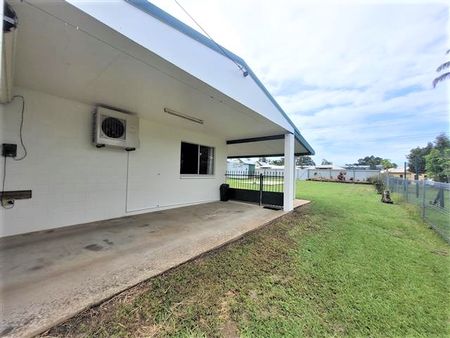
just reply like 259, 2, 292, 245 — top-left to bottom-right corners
385, 176, 450, 243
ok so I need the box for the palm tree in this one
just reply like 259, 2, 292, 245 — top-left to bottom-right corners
433, 49, 450, 88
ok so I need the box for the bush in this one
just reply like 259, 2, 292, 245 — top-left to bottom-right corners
368, 176, 385, 194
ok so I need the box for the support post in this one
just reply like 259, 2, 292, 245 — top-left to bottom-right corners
293, 158, 296, 200
283, 133, 295, 211
259, 173, 263, 206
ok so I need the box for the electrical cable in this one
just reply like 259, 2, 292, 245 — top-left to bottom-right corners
1, 95, 26, 209
12, 95, 27, 161
173, 0, 248, 76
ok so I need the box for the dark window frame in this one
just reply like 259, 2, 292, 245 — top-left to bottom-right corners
180, 142, 215, 175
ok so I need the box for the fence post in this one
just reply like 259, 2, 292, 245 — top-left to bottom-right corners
422, 180, 426, 219
416, 179, 419, 199
259, 173, 263, 206
403, 162, 407, 199
403, 178, 408, 202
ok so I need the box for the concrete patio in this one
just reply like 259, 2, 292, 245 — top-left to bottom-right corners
0, 200, 309, 337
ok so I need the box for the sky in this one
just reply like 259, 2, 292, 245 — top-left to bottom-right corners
150, 0, 449, 166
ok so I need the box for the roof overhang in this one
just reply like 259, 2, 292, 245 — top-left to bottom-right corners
5, 0, 314, 155
227, 134, 312, 158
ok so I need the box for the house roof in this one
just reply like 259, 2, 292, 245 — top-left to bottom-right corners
125, 0, 314, 155
385, 168, 410, 174
314, 165, 345, 170
238, 159, 258, 165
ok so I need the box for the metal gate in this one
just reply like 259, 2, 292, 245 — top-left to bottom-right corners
225, 171, 284, 207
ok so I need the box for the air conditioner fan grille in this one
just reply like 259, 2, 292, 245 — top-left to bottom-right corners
101, 116, 126, 139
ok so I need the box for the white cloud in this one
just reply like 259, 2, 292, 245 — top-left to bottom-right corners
150, 0, 449, 165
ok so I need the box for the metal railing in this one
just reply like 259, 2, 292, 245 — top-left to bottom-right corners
385, 176, 450, 243
225, 171, 284, 192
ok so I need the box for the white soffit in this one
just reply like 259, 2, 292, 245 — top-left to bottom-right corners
64, 0, 295, 133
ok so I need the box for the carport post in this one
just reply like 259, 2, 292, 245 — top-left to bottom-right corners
283, 133, 295, 211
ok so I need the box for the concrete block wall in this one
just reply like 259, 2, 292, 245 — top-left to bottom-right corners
0, 87, 226, 237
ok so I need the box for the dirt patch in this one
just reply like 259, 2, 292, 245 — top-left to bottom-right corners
220, 320, 239, 338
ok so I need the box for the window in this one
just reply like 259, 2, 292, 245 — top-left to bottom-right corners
180, 142, 214, 175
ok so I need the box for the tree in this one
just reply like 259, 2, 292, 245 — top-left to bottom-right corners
407, 134, 449, 174
321, 159, 332, 165
425, 148, 450, 183
407, 143, 433, 174
357, 155, 383, 169
424, 134, 450, 183
381, 159, 397, 170
296, 156, 315, 167
434, 133, 450, 151
432, 49, 450, 88
425, 147, 450, 207
270, 158, 284, 166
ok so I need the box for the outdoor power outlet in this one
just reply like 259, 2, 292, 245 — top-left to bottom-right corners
2, 199, 15, 207
2, 143, 17, 157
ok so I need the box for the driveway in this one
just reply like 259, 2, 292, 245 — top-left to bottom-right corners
0, 200, 308, 337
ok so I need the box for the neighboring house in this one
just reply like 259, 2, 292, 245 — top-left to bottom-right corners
382, 168, 426, 180
226, 159, 256, 174
0, 0, 314, 237
313, 164, 345, 170
227, 158, 286, 174
344, 164, 383, 170
297, 165, 380, 181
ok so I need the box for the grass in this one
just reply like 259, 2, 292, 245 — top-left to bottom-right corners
226, 178, 284, 192
46, 182, 449, 337
388, 183, 450, 242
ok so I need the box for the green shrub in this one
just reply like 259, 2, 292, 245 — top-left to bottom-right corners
368, 175, 385, 194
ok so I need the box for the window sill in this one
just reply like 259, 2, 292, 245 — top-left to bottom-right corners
180, 174, 216, 179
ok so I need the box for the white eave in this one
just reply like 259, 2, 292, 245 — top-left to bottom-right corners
64, 0, 314, 155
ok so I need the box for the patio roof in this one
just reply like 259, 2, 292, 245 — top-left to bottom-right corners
124, 0, 314, 155
7, 0, 313, 156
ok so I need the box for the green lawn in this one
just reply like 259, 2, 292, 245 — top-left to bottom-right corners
389, 183, 450, 242
226, 178, 284, 192
47, 182, 449, 337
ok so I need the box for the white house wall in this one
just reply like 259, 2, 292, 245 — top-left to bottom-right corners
0, 87, 226, 237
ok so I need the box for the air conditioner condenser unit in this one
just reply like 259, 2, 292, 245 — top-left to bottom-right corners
92, 107, 140, 150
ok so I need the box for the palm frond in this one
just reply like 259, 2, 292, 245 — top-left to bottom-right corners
436, 61, 450, 72
433, 72, 450, 88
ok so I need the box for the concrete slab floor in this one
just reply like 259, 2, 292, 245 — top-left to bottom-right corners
0, 200, 310, 337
